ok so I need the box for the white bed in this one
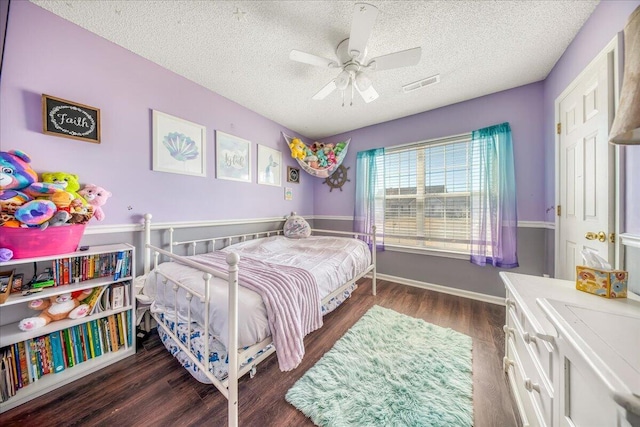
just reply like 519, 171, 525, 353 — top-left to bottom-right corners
140, 214, 376, 427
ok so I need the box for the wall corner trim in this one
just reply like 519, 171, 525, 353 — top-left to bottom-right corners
620, 233, 640, 249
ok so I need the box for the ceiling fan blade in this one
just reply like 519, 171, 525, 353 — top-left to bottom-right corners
290, 50, 339, 68
355, 83, 379, 103
368, 47, 422, 71
348, 3, 379, 61
312, 80, 337, 100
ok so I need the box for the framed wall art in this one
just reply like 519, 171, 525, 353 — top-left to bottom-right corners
216, 131, 251, 182
42, 94, 101, 143
257, 145, 282, 186
287, 166, 300, 183
152, 110, 207, 177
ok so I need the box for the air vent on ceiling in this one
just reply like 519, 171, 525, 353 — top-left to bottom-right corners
402, 74, 440, 93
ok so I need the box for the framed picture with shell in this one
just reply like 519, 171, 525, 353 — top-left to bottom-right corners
152, 110, 207, 177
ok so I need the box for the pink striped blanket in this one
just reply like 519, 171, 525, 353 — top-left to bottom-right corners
189, 251, 322, 371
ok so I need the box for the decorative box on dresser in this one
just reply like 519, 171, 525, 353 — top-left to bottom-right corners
0, 244, 136, 412
501, 272, 640, 427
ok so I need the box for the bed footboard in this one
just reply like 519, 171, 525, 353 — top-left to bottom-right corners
145, 242, 240, 427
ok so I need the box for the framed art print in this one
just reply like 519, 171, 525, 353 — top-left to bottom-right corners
152, 110, 206, 177
257, 145, 282, 186
216, 131, 251, 182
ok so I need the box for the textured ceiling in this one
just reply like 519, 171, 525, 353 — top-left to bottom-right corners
30, 0, 599, 140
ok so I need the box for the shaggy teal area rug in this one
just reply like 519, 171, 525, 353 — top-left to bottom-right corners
286, 305, 473, 426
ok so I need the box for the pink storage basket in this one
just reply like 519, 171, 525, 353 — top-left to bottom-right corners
0, 224, 86, 259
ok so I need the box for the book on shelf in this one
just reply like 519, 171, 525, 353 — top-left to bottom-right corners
49, 331, 65, 373
17, 342, 28, 388
116, 312, 126, 349
63, 329, 74, 368
85, 285, 109, 315
89, 320, 102, 357
107, 315, 119, 352
99, 287, 111, 312
111, 283, 125, 310
1, 353, 13, 402
113, 251, 124, 280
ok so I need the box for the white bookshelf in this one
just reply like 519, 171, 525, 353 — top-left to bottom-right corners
0, 243, 136, 413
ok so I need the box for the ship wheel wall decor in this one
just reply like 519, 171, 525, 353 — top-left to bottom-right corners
323, 165, 350, 192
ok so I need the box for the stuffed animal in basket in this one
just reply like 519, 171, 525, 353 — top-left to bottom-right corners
18, 289, 93, 331
0, 150, 38, 226
41, 172, 86, 205
79, 184, 112, 221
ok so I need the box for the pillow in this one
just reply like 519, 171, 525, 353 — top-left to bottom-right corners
283, 212, 311, 239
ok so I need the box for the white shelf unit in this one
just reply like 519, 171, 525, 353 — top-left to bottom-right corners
0, 243, 136, 413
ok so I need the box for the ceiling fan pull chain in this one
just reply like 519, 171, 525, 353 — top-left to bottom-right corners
350, 79, 354, 106
341, 90, 345, 107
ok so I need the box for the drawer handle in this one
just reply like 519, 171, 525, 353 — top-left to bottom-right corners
535, 332, 556, 344
503, 356, 515, 372
523, 332, 537, 344
503, 325, 515, 336
524, 378, 541, 393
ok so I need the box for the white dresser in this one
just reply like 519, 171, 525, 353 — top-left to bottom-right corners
501, 272, 640, 427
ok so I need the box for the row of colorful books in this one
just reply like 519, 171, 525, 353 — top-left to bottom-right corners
51, 250, 132, 286
0, 312, 132, 402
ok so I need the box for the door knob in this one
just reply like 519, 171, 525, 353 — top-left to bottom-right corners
585, 231, 606, 242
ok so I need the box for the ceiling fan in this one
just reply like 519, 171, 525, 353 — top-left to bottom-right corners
290, 3, 422, 106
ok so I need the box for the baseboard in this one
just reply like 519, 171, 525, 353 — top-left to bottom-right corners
374, 273, 505, 306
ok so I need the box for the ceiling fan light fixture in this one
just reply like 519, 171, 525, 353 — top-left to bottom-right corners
335, 70, 351, 91
355, 72, 372, 91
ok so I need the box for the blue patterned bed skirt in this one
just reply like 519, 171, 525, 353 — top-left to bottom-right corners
158, 282, 357, 383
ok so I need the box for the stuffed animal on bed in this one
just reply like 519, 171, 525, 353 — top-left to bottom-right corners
18, 289, 93, 331
79, 184, 111, 221
283, 212, 311, 239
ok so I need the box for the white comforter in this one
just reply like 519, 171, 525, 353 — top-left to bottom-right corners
142, 235, 371, 350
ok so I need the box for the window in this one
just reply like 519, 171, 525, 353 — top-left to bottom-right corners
379, 134, 475, 254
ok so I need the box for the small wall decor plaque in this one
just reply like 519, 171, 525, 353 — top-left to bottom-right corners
42, 94, 101, 143
287, 166, 300, 183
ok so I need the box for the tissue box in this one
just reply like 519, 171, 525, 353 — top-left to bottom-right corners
576, 266, 628, 298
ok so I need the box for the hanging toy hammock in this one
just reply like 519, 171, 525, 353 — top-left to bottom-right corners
282, 132, 351, 178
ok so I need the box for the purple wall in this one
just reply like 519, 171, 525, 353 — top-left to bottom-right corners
314, 82, 545, 221
542, 0, 640, 231
2, 1, 637, 233
0, 1, 313, 225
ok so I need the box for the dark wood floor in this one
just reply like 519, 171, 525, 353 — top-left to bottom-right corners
0, 279, 517, 427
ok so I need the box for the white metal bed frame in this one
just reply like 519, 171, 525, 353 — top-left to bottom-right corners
142, 214, 376, 426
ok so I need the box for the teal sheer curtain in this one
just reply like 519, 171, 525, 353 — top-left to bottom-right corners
354, 148, 385, 250
470, 122, 518, 268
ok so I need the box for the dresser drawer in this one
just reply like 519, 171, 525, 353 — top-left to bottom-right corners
506, 337, 545, 427
505, 289, 554, 386
508, 308, 554, 388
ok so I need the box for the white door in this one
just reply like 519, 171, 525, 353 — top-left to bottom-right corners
556, 42, 616, 280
